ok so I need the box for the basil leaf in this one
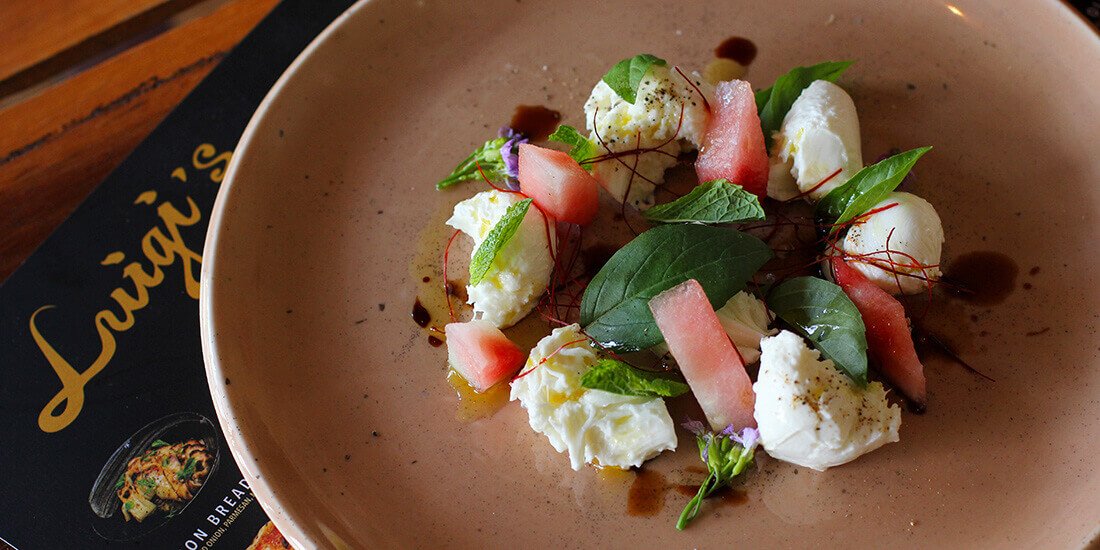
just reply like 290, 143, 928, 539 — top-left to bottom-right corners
469, 198, 533, 285
644, 179, 765, 224
437, 137, 508, 189
580, 359, 690, 397
114, 474, 126, 490
756, 61, 854, 151
815, 146, 932, 231
150, 439, 169, 448
602, 53, 667, 104
768, 277, 868, 385
548, 124, 597, 168
580, 224, 772, 352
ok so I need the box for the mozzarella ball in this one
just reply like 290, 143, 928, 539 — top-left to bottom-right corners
754, 331, 901, 471
841, 192, 944, 295
774, 80, 863, 200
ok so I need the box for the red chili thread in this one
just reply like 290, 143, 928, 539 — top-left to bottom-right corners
442, 229, 462, 322
783, 167, 843, 203
674, 66, 711, 112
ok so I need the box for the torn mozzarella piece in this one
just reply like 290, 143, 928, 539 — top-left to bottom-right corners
841, 191, 944, 295
584, 63, 712, 208
713, 291, 777, 364
754, 331, 901, 471
446, 190, 554, 328
773, 80, 862, 201
510, 324, 677, 470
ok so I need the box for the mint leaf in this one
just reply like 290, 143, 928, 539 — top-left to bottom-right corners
580, 224, 772, 352
815, 146, 932, 231
469, 198, 533, 285
677, 425, 758, 530
768, 277, 868, 385
150, 439, 169, 448
548, 124, 597, 168
437, 137, 508, 189
644, 179, 765, 224
114, 474, 126, 490
756, 61, 854, 151
602, 54, 667, 104
580, 359, 689, 397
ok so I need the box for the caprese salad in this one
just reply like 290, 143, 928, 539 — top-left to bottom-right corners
431, 52, 945, 529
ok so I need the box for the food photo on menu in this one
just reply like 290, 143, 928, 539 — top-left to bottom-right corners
0, 0, 1098, 548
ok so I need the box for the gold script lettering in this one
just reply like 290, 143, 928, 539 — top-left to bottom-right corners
192, 144, 233, 182
32, 194, 204, 432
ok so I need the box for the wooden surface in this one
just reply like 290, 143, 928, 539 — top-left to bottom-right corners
0, 0, 277, 282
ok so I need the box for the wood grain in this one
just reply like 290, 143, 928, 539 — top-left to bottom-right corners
0, 0, 277, 280
0, 0, 170, 82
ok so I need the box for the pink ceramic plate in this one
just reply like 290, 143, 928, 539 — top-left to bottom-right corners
201, 1, 1100, 547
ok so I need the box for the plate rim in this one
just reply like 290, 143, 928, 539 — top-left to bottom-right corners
199, 1, 1100, 547
199, 0, 371, 547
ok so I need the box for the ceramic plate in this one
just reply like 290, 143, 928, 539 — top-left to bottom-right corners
201, 1, 1100, 547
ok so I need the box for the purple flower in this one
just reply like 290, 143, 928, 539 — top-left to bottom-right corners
497, 127, 528, 188
729, 426, 760, 450
682, 419, 707, 436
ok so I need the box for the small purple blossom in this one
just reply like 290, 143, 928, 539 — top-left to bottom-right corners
729, 426, 760, 450
682, 419, 707, 436
497, 126, 528, 185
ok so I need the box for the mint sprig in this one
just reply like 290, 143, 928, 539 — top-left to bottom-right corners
755, 61, 854, 151
469, 198, 533, 285
548, 124, 597, 168
602, 54, 667, 104
644, 179, 765, 224
816, 146, 932, 231
580, 359, 689, 398
437, 137, 509, 189
677, 423, 758, 530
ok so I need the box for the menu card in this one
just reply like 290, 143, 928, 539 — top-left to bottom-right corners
0, 1, 354, 548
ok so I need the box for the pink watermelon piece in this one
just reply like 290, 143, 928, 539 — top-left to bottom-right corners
444, 320, 527, 392
694, 80, 770, 199
648, 279, 756, 430
518, 143, 600, 225
831, 257, 927, 406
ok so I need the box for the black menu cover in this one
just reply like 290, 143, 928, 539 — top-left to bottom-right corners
0, 2, 1094, 549
0, 1, 355, 548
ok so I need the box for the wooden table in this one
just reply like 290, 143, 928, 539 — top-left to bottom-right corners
0, 0, 278, 283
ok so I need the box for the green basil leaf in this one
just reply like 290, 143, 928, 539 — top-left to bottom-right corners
602, 53, 667, 104
469, 198, 533, 285
548, 124, 597, 168
768, 276, 868, 386
114, 474, 126, 490
580, 359, 690, 397
756, 61, 854, 151
815, 146, 931, 231
150, 439, 169, 448
580, 224, 772, 352
644, 179, 765, 224
437, 137, 508, 189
